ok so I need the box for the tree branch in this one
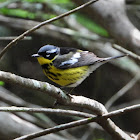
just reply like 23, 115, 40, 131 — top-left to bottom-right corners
0, 15, 108, 42
0, 70, 134, 140
14, 104, 140, 140
0, 107, 94, 118
0, 71, 69, 103
0, 36, 31, 40
0, 0, 99, 59
105, 73, 140, 109
14, 118, 94, 140
72, 0, 140, 50
113, 44, 140, 61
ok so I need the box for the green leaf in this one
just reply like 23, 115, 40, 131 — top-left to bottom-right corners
0, 81, 4, 86
46, 0, 70, 4
24, 0, 70, 4
0, 7, 59, 20
76, 14, 109, 37
0, 8, 35, 19
0, 0, 7, 3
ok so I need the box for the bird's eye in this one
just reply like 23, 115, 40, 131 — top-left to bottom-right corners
38, 48, 59, 60
38, 52, 46, 57
38, 51, 56, 60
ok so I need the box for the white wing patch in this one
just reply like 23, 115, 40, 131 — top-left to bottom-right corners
60, 52, 81, 66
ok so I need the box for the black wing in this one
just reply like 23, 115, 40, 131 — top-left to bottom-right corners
59, 47, 77, 55
53, 49, 101, 69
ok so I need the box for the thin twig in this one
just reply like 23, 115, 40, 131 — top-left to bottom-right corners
0, 0, 99, 59
103, 104, 140, 119
113, 44, 140, 61
14, 104, 140, 140
14, 118, 93, 140
0, 36, 32, 40
105, 73, 140, 109
0, 15, 109, 42
0, 106, 94, 118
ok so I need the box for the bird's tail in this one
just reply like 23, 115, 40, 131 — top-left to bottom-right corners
88, 54, 128, 76
99, 54, 128, 62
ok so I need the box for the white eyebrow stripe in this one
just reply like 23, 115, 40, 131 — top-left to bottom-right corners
60, 52, 81, 66
46, 48, 57, 53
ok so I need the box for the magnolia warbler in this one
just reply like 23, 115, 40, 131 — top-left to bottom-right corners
32, 45, 126, 87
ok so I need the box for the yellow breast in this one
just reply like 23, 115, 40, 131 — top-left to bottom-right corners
37, 56, 89, 87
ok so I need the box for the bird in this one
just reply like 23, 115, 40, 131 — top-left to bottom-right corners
32, 45, 127, 88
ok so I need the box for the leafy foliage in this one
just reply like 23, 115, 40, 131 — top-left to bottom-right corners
76, 14, 109, 37
0, 81, 4, 86
0, 0, 107, 36
24, 0, 70, 4
0, 7, 57, 20
0, 8, 35, 19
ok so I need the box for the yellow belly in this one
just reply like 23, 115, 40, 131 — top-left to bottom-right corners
43, 65, 88, 87
37, 56, 89, 87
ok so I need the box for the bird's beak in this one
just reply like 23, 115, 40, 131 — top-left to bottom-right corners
32, 54, 40, 57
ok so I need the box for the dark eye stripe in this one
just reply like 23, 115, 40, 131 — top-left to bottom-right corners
46, 52, 57, 60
